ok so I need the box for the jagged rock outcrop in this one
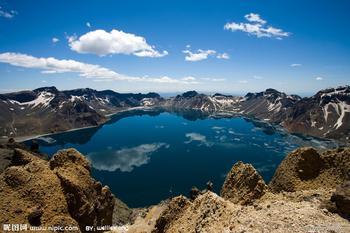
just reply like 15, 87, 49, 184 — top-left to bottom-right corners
269, 147, 350, 192
128, 190, 350, 233
49, 149, 115, 230
0, 147, 115, 232
152, 196, 191, 233
220, 161, 267, 205
331, 181, 350, 215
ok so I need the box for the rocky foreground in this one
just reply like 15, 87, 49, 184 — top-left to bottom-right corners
0, 141, 349, 232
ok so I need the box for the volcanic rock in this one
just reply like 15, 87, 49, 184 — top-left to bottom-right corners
0, 147, 115, 232
152, 196, 191, 233
331, 181, 350, 215
220, 161, 267, 205
50, 148, 115, 230
269, 147, 350, 192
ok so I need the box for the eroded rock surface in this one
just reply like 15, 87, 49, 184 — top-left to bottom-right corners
50, 148, 115, 231
0, 149, 79, 231
152, 196, 191, 233
122, 190, 350, 233
269, 147, 350, 192
220, 161, 267, 204
0, 147, 115, 232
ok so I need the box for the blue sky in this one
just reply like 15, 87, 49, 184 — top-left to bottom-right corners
0, 0, 349, 95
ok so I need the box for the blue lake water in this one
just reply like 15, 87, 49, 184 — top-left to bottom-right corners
32, 110, 337, 207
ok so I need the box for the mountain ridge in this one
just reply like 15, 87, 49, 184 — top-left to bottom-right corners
0, 86, 349, 142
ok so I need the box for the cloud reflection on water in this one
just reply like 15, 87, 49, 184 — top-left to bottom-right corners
87, 143, 169, 172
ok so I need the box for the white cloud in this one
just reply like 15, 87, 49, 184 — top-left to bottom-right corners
147, 76, 198, 84
52, 37, 59, 43
216, 53, 230, 59
238, 80, 249, 84
224, 13, 289, 39
253, 75, 263, 80
0, 52, 198, 85
86, 22, 91, 28
245, 13, 266, 24
201, 77, 226, 82
0, 6, 17, 19
68, 29, 168, 57
315, 76, 323, 81
183, 49, 216, 62
181, 76, 196, 81
87, 143, 169, 172
290, 63, 302, 67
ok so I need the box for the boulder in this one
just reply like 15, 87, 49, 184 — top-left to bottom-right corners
269, 147, 350, 192
220, 161, 267, 205
331, 181, 350, 215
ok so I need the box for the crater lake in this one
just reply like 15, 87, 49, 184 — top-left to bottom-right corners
30, 109, 338, 207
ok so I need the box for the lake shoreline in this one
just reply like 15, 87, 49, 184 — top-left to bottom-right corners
4, 106, 154, 143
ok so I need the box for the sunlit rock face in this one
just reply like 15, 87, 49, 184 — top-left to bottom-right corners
0, 146, 116, 232
220, 161, 267, 205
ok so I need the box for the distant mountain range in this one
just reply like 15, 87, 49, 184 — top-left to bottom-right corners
0, 86, 349, 142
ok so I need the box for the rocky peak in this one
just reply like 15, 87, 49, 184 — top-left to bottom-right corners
220, 161, 267, 205
179, 90, 199, 98
63, 88, 98, 99
315, 85, 350, 105
34, 86, 59, 95
212, 93, 233, 98
0, 90, 37, 103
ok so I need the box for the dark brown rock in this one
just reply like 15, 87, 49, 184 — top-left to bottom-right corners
27, 207, 43, 226
220, 161, 267, 205
331, 181, 350, 215
189, 186, 201, 200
